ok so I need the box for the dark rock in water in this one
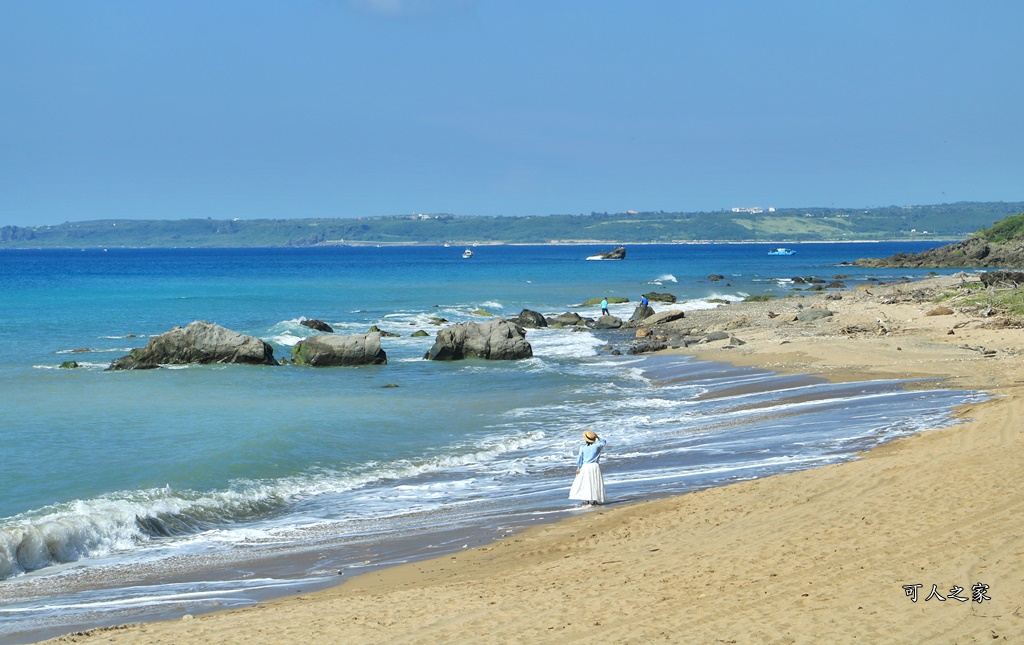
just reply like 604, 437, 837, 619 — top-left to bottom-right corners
382, 383, 400, 388
300, 319, 333, 333
707, 274, 725, 282
593, 315, 623, 330
292, 333, 387, 366
628, 339, 667, 355
643, 292, 677, 303
411, 330, 431, 337
590, 246, 626, 260
796, 308, 834, 322
108, 321, 278, 370
581, 297, 629, 306
424, 319, 532, 361
59, 361, 80, 369
367, 325, 400, 338
429, 317, 449, 326
516, 309, 548, 328
549, 312, 585, 326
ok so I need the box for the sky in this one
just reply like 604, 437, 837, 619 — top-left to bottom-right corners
2, 0, 1022, 227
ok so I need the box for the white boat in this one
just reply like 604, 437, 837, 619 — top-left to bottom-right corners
462, 248, 473, 259
767, 247, 795, 256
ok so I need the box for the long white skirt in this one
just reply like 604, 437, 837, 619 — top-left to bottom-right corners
569, 462, 605, 503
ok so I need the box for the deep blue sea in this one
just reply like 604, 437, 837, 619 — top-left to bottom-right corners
0, 242, 982, 642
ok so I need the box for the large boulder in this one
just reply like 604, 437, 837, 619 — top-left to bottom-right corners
515, 309, 548, 328
643, 292, 677, 303
548, 312, 587, 327
292, 333, 387, 366
424, 319, 533, 361
592, 315, 623, 330
108, 321, 278, 370
643, 309, 687, 326
629, 305, 656, 323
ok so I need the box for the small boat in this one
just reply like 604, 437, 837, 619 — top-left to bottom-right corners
462, 248, 473, 259
768, 247, 795, 256
586, 246, 626, 261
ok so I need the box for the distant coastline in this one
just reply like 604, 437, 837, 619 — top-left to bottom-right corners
2, 200, 1020, 249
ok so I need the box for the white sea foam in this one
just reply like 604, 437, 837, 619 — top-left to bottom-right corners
649, 274, 677, 284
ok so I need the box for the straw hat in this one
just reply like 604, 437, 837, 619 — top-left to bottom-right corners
582, 430, 598, 443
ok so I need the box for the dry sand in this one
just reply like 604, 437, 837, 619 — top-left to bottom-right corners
48, 275, 1024, 644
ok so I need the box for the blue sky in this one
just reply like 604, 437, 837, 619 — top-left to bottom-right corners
2, 1, 1022, 227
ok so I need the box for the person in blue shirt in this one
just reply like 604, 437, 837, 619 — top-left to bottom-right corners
601, 298, 609, 316
640, 295, 649, 308
569, 430, 606, 506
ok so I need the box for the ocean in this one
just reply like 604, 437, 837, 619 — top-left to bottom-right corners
0, 242, 982, 642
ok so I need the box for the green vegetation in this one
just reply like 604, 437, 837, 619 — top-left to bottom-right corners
743, 294, 776, 302
2, 201, 1023, 248
936, 280, 1024, 317
977, 212, 1024, 244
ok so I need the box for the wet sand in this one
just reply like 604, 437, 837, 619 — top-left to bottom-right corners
46, 274, 1024, 644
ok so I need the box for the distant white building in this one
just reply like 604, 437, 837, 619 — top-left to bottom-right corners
731, 207, 764, 214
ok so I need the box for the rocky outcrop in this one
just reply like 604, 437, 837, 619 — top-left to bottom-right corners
628, 339, 667, 355
643, 292, 677, 303
855, 236, 1024, 268
108, 321, 278, 370
300, 319, 333, 333
592, 315, 623, 330
549, 312, 588, 327
588, 246, 626, 260
515, 309, 548, 328
581, 297, 629, 307
367, 325, 400, 338
292, 333, 387, 366
424, 319, 533, 361
642, 310, 687, 326
628, 305, 656, 323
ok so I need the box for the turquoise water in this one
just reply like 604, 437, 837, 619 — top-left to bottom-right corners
0, 243, 981, 641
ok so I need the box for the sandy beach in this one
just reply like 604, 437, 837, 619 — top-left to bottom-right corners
47, 274, 1024, 644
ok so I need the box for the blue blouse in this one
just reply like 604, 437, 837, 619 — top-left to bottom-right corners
576, 438, 607, 469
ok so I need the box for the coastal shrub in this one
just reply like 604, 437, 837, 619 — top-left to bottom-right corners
980, 212, 1024, 245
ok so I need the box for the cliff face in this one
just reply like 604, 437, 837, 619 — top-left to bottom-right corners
856, 213, 1024, 268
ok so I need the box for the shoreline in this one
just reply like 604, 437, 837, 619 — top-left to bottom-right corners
0, 239, 960, 251
44, 274, 1024, 643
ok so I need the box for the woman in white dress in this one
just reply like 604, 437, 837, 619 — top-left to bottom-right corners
569, 430, 606, 506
